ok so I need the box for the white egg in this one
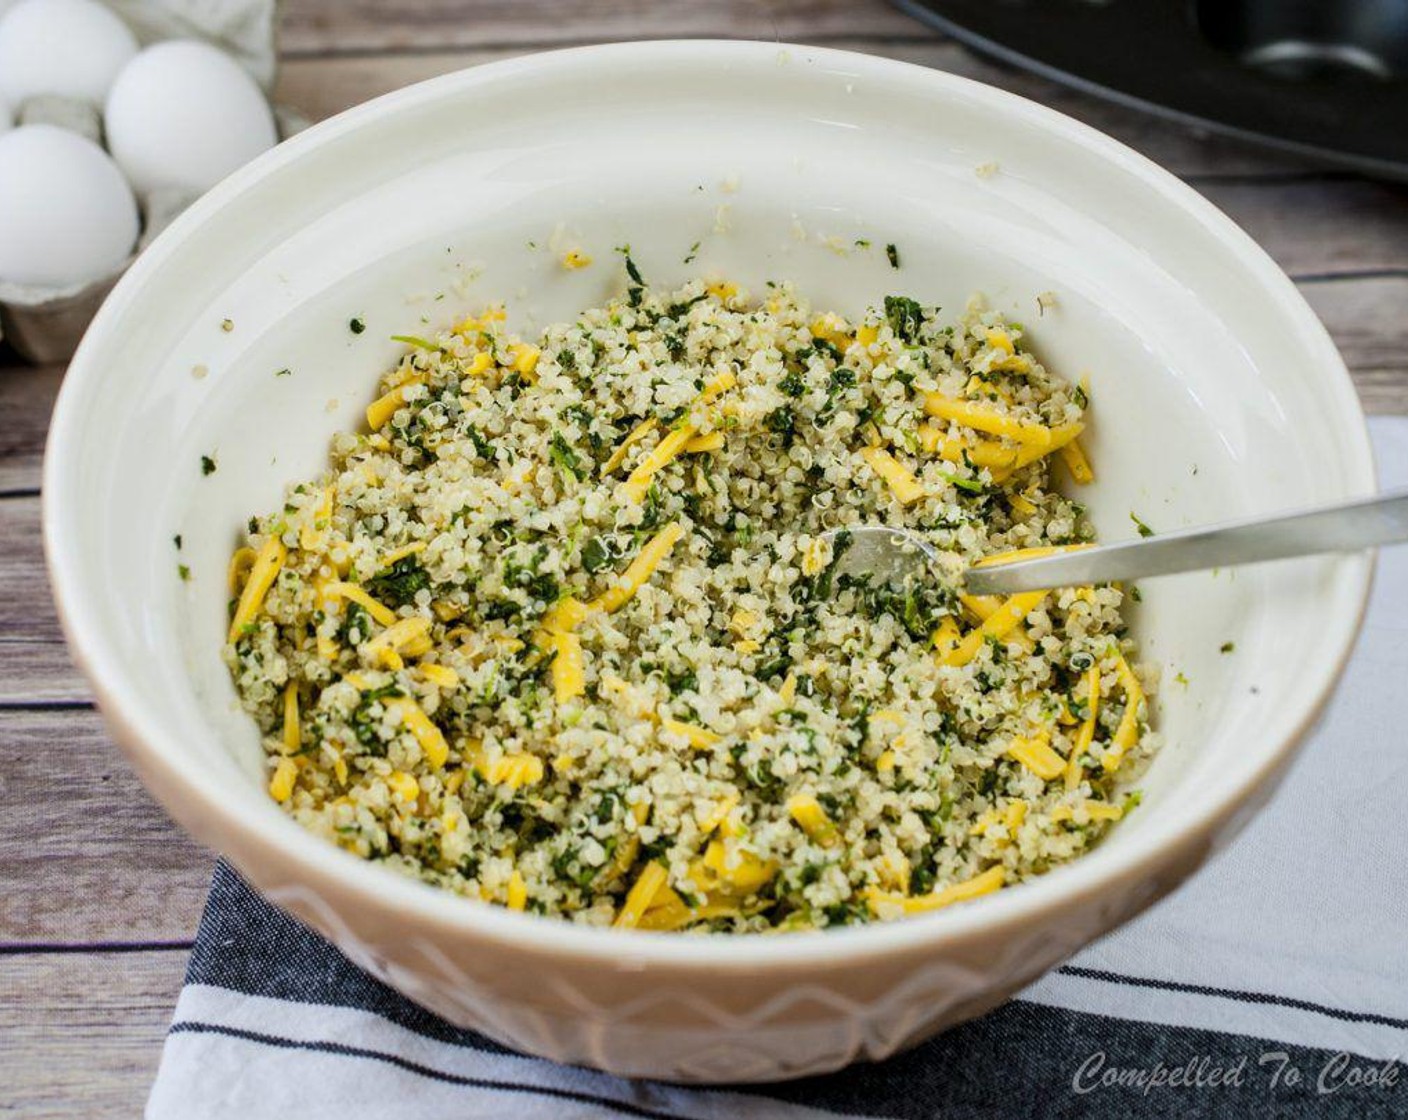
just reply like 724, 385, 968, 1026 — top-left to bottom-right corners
105, 40, 277, 196
0, 123, 138, 288
0, 0, 138, 107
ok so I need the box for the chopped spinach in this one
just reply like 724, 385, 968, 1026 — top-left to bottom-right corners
339, 600, 370, 645
883, 295, 925, 343
581, 536, 612, 574
366, 555, 432, 607
549, 432, 581, 481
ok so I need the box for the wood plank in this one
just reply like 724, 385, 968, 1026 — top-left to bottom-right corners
1302, 276, 1408, 415
0, 640, 88, 704
0, 363, 60, 494
0, 708, 210, 943
0, 950, 187, 1119
0, 496, 60, 643
278, 0, 932, 54
275, 41, 1306, 180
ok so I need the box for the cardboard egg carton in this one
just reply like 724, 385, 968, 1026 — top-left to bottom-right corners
0, 0, 298, 363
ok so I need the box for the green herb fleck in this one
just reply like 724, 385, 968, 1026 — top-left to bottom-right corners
1130, 512, 1155, 538
1220, 641, 1235, 654
549, 432, 581, 481
464, 426, 494, 460
366, 555, 431, 608
220, 318, 234, 332
339, 601, 370, 646
620, 251, 645, 307
390, 334, 443, 352
177, 564, 191, 581
581, 536, 612, 574
200, 455, 217, 476
173, 534, 183, 550
274, 367, 292, 378
683, 241, 701, 264
885, 243, 900, 269
936, 470, 986, 494
350, 316, 366, 334
883, 295, 924, 343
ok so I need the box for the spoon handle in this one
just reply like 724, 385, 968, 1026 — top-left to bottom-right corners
964, 487, 1406, 596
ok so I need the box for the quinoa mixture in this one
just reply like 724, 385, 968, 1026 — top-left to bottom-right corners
223, 262, 1157, 932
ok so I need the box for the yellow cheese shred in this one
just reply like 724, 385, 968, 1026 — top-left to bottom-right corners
282, 683, 300, 755
610, 801, 652, 880
299, 486, 335, 552
787, 794, 840, 847
923, 394, 1053, 447
920, 427, 1020, 470
551, 630, 585, 702
634, 887, 695, 932
960, 593, 1000, 622
227, 547, 257, 596
387, 770, 419, 804
320, 582, 398, 628
700, 369, 737, 400
509, 343, 541, 378
506, 870, 528, 911
1102, 655, 1146, 772
387, 696, 449, 769
1066, 663, 1102, 790
1007, 729, 1065, 780
975, 544, 1091, 568
1059, 438, 1095, 484
364, 616, 432, 671
590, 523, 683, 613
419, 663, 459, 689
227, 535, 287, 643
868, 865, 1005, 916
377, 540, 426, 567
860, 446, 925, 505
689, 839, 776, 898
988, 423, 1085, 482
660, 718, 719, 749
682, 431, 725, 454
268, 758, 298, 803
482, 754, 545, 790
940, 590, 1047, 668
366, 375, 425, 431
614, 861, 669, 929
622, 425, 696, 503
601, 417, 658, 475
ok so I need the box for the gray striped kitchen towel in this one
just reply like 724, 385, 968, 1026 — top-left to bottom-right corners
147, 418, 1408, 1119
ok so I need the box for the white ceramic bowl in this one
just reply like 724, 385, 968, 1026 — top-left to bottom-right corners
44, 42, 1374, 1082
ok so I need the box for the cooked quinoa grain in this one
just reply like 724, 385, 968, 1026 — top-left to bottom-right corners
224, 268, 1158, 932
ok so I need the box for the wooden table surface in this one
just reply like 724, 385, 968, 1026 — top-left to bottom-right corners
4, 2, 1408, 1114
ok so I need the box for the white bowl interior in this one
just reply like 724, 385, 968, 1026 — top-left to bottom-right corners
49, 44, 1372, 950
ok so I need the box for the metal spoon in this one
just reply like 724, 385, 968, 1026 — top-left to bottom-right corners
822, 487, 1408, 596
